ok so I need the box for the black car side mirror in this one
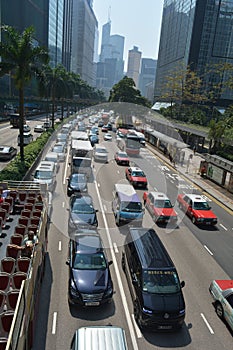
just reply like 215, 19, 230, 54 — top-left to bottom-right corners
108, 260, 113, 266
66, 260, 70, 265
180, 281, 185, 288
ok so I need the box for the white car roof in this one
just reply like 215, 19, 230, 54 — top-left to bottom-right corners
184, 194, 206, 202
149, 192, 170, 200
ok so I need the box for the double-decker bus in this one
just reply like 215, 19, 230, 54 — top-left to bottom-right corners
0, 180, 48, 350
117, 130, 141, 156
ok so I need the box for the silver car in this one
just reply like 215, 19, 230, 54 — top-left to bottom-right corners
93, 146, 108, 163
51, 143, 66, 162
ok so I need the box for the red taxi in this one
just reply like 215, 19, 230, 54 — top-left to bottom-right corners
143, 191, 178, 225
177, 193, 217, 225
114, 151, 130, 166
125, 167, 147, 189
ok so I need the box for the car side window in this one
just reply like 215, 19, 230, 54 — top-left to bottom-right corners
226, 293, 233, 308
183, 196, 189, 203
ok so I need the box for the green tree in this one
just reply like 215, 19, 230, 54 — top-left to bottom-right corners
109, 76, 151, 107
0, 25, 49, 161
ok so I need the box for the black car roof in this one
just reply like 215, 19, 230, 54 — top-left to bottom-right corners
127, 228, 175, 270
73, 234, 103, 254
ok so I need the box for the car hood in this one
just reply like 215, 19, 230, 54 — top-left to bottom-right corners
132, 176, 147, 182
72, 269, 108, 292
70, 212, 96, 225
142, 291, 185, 312
194, 210, 217, 219
154, 208, 177, 217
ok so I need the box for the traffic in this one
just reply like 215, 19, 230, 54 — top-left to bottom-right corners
0, 110, 233, 350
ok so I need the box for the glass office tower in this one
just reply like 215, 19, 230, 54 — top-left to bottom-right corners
154, 0, 233, 106
48, 0, 64, 67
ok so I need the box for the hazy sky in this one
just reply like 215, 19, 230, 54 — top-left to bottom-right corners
93, 0, 164, 68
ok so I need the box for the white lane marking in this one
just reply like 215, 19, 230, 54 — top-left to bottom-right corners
62, 202, 65, 208
94, 180, 139, 350
63, 147, 70, 185
219, 223, 227, 231
131, 314, 142, 338
103, 204, 107, 212
58, 241, 62, 251
52, 312, 57, 334
204, 245, 213, 256
200, 313, 214, 334
98, 183, 100, 187
113, 242, 119, 253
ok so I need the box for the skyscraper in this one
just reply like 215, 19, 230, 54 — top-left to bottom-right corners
126, 46, 142, 88
96, 20, 125, 97
139, 58, 157, 101
70, 0, 98, 86
154, 0, 233, 107
48, 0, 64, 67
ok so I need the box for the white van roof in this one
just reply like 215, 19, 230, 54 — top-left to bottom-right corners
114, 183, 136, 197
73, 326, 128, 350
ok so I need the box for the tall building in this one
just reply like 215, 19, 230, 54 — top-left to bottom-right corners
70, 0, 97, 86
0, 0, 48, 47
154, 0, 233, 107
96, 20, 125, 97
126, 46, 142, 88
139, 58, 157, 101
62, 0, 73, 71
48, 0, 64, 67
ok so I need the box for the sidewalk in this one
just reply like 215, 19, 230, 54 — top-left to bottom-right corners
146, 144, 233, 212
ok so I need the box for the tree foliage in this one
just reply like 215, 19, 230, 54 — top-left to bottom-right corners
109, 76, 151, 107
0, 25, 49, 161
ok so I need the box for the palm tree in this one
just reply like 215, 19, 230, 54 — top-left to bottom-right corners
39, 64, 67, 128
0, 25, 49, 161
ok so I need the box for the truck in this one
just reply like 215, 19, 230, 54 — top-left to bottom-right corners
0, 180, 49, 350
70, 140, 93, 178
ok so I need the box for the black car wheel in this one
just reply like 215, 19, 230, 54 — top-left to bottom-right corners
215, 302, 224, 319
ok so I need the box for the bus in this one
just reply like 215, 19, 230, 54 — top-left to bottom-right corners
9, 113, 26, 128
117, 131, 141, 156
0, 180, 48, 350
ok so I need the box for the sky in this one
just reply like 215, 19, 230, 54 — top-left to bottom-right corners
93, 0, 164, 69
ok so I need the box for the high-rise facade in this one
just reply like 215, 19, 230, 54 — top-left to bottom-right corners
70, 0, 97, 86
96, 20, 125, 97
49, 0, 64, 67
126, 46, 142, 88
154, 0, 233, 106
139, 58, 157, 101
0, 0, 48, 46
62, 0, 73, 71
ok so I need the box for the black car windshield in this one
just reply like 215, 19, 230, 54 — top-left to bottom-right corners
72, 202, 94, 214
53, 145, 63, 152
155, 199, 172, 208
142, 270, 180, 294
121, 201, 142, 212
73, 253, 107, 270
71, 174, 86, 183
193, 201, 210, 210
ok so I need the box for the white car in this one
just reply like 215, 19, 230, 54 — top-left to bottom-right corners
209, 279, 233, 331
104, 133, 112, 141
34, 124, 44, 133
93, 146, 108, 163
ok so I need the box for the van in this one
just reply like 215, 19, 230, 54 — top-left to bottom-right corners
70, 326, 128, 350
122, 227, 186, 331
44, 152, 60, 173
17, 132, 33, 146
33, 161, 56, 192
112, 184, 144, 226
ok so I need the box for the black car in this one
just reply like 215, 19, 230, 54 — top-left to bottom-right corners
67, 173, 88, 197
68, 194, 98, 235
66, 232, 113, 306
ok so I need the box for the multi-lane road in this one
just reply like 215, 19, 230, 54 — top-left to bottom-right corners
1, 118, 233, 349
